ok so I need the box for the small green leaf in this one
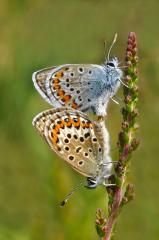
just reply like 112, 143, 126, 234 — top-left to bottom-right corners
96, 225, 105, 238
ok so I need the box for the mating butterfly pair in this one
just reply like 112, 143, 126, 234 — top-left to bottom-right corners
32, 43, 123, 189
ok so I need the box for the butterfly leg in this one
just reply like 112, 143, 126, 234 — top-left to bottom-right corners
103, 183, 116, 187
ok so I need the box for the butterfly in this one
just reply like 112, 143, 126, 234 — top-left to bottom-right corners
32, 37, 123, 117
32, 107, 113, 188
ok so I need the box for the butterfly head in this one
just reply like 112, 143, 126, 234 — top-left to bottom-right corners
85, 158, 113, 189
105, 57, 118, 68
102, 57, 123, 96
85, 174, 113, 189
104, 57, 122, 76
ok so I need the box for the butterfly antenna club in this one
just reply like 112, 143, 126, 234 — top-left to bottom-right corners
60, 182, 85, 207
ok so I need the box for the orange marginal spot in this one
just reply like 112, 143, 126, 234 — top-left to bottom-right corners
53, 84, 61, 90
53, 78, 60, 84
52, 129, 57, 135
61, 95, 71, 103
60, 123, 64, 129
55, 124, 60, 132
72, 118, 80, 128
61, 119, 67, 127
52, 136, 58, 144
82, 122, 92, 128
54, 124, 60, 134
51, 122, 66, 144
51, 130, 59, 144
64, 118, 72, 128
57, 90, 65, 97
71, 100, 78, 109
55, 122, 64, 131
55, 71, 64, 78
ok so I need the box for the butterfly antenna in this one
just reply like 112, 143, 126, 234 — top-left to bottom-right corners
60, 182, 85, 207
107, 33, 118, 61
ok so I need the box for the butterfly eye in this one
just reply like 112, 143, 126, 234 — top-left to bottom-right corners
107, 62, 115, 67
86, 178, 97, 189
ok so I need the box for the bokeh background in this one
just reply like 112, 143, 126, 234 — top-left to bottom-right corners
0, 0, 159, 239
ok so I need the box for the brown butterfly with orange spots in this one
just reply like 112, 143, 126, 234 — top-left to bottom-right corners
32, 107, 113, 188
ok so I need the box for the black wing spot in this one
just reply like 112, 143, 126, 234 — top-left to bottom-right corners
98, 147, 102, 152
87, 98, 91, 102
80, 137, 84, 142
64, 138, 69, 143
70, 72, 74, 76
93, 138, 97, 142
76, 146, 82, 153
65, 146, 69, 151
78, 96, 82, 101
67, 133, 71, 139
73, 134, 78, 139
89, 148, 93, 152
78, 160, 84, 166
84, 152, 88, 157
66, 78, 70, 82
69, 155, 74, 161
84, 132, 90, 138
88, 70, 92, 74
70, 88, 74, 91
78, 67, 84, 72
57, 147, 61, 152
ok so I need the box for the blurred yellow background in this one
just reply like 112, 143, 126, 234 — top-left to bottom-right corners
0, 0, 159, 239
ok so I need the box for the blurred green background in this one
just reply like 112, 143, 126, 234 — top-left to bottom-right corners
0, 0, 159, 239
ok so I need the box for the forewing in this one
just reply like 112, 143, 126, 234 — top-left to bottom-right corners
32, 66, 59, 106
33, 64, 105, 112
32, 107, 105, 177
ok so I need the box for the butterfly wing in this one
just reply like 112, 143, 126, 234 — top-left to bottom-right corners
32, 107, 107, 178
32, 66, 57, 105
32, 64, 106, 112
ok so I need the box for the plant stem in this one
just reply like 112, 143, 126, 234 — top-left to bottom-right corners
104, 187, 121, 240
96, 32, 139, 240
